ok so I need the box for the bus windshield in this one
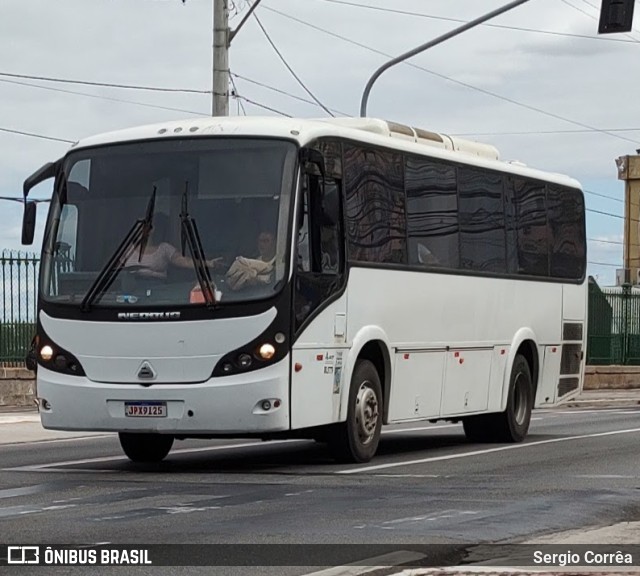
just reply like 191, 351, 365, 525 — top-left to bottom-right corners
41, 138, 297, 308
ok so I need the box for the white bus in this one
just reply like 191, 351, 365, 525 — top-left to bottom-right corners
22, 117, 587, 464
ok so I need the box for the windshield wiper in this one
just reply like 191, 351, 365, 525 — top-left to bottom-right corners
180, 181, 217, 307
81, 187, 157, 312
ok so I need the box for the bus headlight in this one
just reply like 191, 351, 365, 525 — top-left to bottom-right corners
258, 343, 276, 360
40, 345, 54, 361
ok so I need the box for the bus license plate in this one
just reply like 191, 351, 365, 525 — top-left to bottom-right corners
125, 402, 167, 417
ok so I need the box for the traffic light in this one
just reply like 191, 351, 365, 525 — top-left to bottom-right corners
598, 0, 636, 34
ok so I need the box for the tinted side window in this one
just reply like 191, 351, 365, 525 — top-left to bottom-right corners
458, 168, 506, 273
513, 179, 549, 276
405, 157, 458, 268
547, 185, 585, 280
504, 176, 519, 274
343, 145, 406, 264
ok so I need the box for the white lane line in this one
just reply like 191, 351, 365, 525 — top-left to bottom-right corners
381, 418, 542, 436
1, 434, 114, 447
0, 415, 41, 424
300, 551, 426, 576
382, 424, 459, 434
336, 426, 640, 474
400, 568, 534, 574
553, 409, 639, 414
2, 439, 307, 472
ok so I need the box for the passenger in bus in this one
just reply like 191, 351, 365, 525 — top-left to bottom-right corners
124, 213, 222, 279
226, 231, 277, 290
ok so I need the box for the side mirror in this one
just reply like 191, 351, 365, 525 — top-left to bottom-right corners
21, 201, 37, 245
300, 148, 325, 178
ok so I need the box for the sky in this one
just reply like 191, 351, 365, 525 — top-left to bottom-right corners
0, 0, 637, 285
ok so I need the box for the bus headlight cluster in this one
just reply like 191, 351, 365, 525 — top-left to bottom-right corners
213, 337, 285, 377
36, 338, 85, 376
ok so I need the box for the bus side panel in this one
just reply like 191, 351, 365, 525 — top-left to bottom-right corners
290, 296, 348, 429
441, 348, 492, 415
537, 345, 562, 406
387, 351, 445, 421
346, 268, 563, 418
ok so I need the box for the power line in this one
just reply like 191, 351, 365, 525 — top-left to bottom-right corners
0, 126, 74, 144
0, 71, 210, 94
232, 72, 350, 116
0, 78, 205, 117
263, 6, 640, 147
453, 128, 640, 137
0, 196, 50, 204
229, 72, 247, 116
253, 13, 335, 118
587, 207, 624, 219
237, 95, 293, 117
315, 0, 640, 45
588, 261, 621, 267
584, 189, 624, 203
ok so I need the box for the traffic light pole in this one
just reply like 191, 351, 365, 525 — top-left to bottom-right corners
359, 0, 532, 117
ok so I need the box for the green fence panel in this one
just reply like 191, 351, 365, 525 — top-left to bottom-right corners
587, 278, 614, 365
0, 250, 39, 365
587, 278, 640, 366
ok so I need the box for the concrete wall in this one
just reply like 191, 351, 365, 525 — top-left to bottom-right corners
584, 366, 640, 390
0, 367, 36, 408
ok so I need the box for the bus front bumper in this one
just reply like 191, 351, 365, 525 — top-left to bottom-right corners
36, 358, 290, 435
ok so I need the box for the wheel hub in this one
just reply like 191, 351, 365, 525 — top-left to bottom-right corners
355, 381, 379, 445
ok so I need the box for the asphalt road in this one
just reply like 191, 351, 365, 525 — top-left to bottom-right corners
1, 405, 640, 575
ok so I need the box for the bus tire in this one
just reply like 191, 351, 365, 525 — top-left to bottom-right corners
463, 354, 533, 443
118, 432, 174, 463
328, 359, 382, 463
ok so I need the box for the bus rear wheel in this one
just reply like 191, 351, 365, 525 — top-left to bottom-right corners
118, 432, 174, 463
463, 354, 533, 443
328, 359, 382, 463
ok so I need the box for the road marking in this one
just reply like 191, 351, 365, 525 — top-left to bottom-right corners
2, 439, 306, 472
356, 510, 479, 530
575, 474, 638, 479
1, 434, 114, 447
553, 409, 638, 414
336, 426, 640, 474
0, 414, 41, 424
382, 424, 459, 434
300, 550, 426, 576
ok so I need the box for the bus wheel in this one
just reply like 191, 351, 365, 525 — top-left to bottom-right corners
329, 360, 382, 463
118, 432, 174, 463
463, 354, 533, 443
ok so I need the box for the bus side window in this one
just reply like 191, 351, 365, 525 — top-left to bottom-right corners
318, 180, 342, 275
294, 174, 344, 331
297, 187, 311, 273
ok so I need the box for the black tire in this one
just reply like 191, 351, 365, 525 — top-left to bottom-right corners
118, 432, 174, 463
463, 354, 533, 443
328, 359, 383, 463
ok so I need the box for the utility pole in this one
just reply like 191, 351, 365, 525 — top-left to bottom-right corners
212, 0, 229, 116
616, 153, 640, 285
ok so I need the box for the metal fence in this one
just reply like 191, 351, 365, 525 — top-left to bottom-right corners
586, 279, 640, 365
1, 254, 638, 367
0, 250, 39, 365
